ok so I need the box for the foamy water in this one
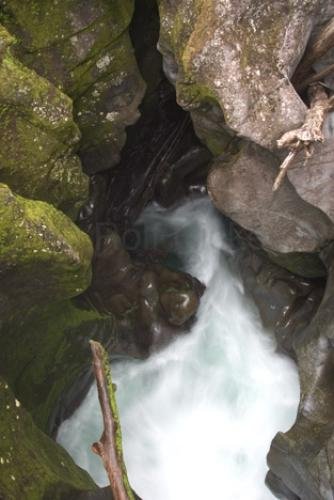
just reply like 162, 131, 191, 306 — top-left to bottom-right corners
58, 198, 299, 500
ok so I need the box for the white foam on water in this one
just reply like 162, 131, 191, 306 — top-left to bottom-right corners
58, 198, 300, 500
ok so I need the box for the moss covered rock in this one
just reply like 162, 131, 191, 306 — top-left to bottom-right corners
0, 26, 88, 218
0, 184, 93, 316
0, 377, 97, 500
157, 0, 325, 153
0, 298, 114, 434
0, 0, 146, 173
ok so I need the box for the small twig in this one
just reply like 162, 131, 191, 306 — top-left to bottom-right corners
272, 150, 299, 191
90, 340, 136, 500
273, 84, 334, 191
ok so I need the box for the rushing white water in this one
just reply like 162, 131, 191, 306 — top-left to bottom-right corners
58, 198, 300, 500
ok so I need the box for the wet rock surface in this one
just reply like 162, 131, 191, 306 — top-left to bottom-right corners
86, 230, 204, 354
237, 236, 325, 358
0, 0, 146, 173
1, 1, 334, 498
0, 299, 115, 434
267, 244, 334, 499
0, 184, 93, 316
86, 78, 212, 234
0, 377, 98, 500
0, 26, 88, 218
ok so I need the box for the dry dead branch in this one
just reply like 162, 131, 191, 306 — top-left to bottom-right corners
273, 84, 334, 191
90, 340, 136, 500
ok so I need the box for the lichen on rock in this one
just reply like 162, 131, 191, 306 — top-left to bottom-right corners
0, 376, 97, 500
0, 25, 89, 218
157, 0, 326, 153
0, 0, 146, 173
0, 183, 93, 315
0, 298, 114, 434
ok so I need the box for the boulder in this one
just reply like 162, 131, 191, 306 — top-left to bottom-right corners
0, 184, 93, 315
0, 26, 88, 218
267, 243, 334, 499
0, 376, 98, 500
0, 299, 114, 435
0, 0, 146, 173
207, 142, 334, 259
157, 0, 326, 153
86, 230, 204, 353
237, 239, 324, 357
287, 138, 334, 225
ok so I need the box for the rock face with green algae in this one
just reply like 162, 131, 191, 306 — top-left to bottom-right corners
0, 298, 115, 435
0, 0, 146, 173
0, 377, 98, 500
157, 0, 327, 153
0, 183, 93, 316
0, 26, 89, 219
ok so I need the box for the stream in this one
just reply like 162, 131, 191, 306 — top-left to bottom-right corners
58, 197, 300, 500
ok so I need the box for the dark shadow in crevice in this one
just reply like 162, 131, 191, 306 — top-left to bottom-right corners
78, 0, 212, 240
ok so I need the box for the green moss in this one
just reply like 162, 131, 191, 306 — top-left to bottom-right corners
72, 30, 145, 167
1, 0, 134, 52
0, 27, 88, 216
0, 51, 78, 137
0, 299, 114, 433
94, 341, 134, 499
0, 377, 97, 500
0, 1, 145, 172
0, 184, 93, 314
0, 109, 88, 217
0, 23, 16, 55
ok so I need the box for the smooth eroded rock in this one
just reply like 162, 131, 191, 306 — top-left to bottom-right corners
207, 142, 334, 256
267, 243, 334, 499
287, 138, 334, 225
157, 0, 325, 152
237, 239, 324, 357
86, 230, 204, 353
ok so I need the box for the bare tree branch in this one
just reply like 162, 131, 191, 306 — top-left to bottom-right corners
90, 340, 137, 500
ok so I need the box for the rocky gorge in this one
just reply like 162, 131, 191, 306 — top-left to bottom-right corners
1, 1, 334, 499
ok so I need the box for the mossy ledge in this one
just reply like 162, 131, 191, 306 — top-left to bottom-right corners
0, 183, 93, 316
0, 377, 97, 500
